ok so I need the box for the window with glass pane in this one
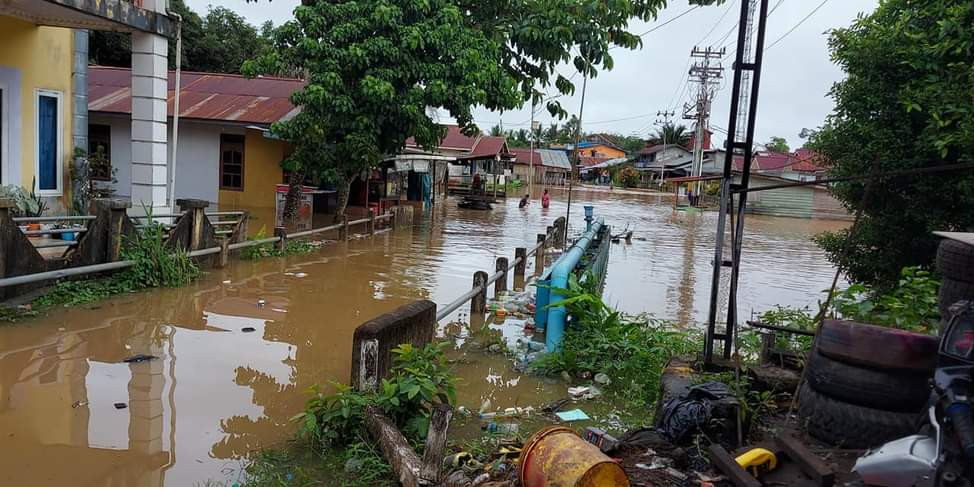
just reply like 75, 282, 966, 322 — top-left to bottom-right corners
38, 94, 58, 191
220, 134, 244, 190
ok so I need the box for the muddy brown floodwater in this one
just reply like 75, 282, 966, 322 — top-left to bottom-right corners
0, 188, 846, 486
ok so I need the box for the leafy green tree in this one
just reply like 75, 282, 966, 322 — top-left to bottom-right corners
245, 0, 718, 220
765, 136, 790, 153
811, 0, 974, 287
489, 125, 504, 137
88, 1, 271, 74
648, 123, 690, 147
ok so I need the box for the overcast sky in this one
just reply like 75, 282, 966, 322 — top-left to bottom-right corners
187, 0, 877, 148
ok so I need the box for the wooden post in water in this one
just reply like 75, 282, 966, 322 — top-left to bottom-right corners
234, 211, 250, 243
274, 226, 287, 252
107, 199, 132, 261
339, 214, 349, 240
495, 257, 508, 299
216, 240, 230, 268
535, 234, 546, 275
177, 198, 209, 251
368, 208, 376, 235
514, 247, 527, 291
390, 208, 398, 230
471, 271, 488, 316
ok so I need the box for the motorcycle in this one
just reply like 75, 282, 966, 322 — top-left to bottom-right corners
854, 301, 974, 487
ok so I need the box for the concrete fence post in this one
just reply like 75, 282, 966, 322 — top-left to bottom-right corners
351, 300, 436, 391
535, 234, 546, 275
555, 217, 567, 247
176, 198, 210, 251
471, 271, 488, 316
107, 199, 132, 261
495, 257, 508, 299
274, 226, 287, 252
368, 208, 376, 235
546, 225, 554, 247
514, 247, 527, 291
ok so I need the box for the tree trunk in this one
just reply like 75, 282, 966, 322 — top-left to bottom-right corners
333, 176, 352, 223
282, 168, 304, 226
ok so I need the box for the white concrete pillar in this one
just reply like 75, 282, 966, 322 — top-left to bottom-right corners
130, 32, 169, 212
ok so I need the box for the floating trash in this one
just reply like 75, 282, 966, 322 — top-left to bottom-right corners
241, 327, 256, 333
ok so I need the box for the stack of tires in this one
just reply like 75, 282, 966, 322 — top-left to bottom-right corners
799, 320, 938, 448
938, 238, 974, 323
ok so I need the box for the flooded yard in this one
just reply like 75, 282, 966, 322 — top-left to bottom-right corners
0, 188, 846, 486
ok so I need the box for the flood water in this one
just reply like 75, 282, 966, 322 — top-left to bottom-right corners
0, 188, 846, 486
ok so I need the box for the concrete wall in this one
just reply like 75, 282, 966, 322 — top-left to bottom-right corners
0, 16, 73, 201
218, 129, 284, 210
92, 115, 236, 205
93, 117, 284, 209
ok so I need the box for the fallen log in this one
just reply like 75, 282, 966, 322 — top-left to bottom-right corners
365, 404, 459, 486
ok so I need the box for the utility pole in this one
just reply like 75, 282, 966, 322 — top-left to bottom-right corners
683, 46, 725, 197
529, 102, 537, 198
653, 110, 675, 186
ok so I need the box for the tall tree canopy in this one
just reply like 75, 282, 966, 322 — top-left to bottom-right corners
764, 136, 790, 153
89, 0, 273, 74
648, 123, 691, 147
245, 0, 718, 218
811, 0, 974, 286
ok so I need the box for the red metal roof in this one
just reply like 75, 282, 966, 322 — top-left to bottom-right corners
580, 156, 613, 167
732, 150, 825, 173
405, 125, 480, 151
468, 136, 508, 158
508, 147, 540, 164
88, 66, 305, 125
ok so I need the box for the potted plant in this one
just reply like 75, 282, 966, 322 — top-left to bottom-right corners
15, 179, 48, 238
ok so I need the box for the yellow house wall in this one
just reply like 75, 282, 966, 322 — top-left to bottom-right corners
218, 129, 285, 210
0, 16, 73, 198
585, 144, 626, 159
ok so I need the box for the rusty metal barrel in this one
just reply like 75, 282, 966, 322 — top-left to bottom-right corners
518, 426, 630, 487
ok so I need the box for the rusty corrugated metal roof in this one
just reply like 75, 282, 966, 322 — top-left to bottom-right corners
88, 66, 305, 125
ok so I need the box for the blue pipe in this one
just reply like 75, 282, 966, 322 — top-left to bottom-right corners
545, 218, 603, 352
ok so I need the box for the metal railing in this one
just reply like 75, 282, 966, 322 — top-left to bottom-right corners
0, 209, 403, 290
434, 219, 563, 322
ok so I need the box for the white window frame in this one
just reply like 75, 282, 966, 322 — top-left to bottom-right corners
34, 89, 63, 196
0, 82, 8, 186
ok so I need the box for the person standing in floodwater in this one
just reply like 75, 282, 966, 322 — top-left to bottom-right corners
542, 189, 550, 209
519, 194, 529, 208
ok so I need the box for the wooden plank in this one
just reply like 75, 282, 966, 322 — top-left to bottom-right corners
365, 405, 424, 487
775, 434, 835, 487
707, 444, 762, 487
420, 404, 453, 483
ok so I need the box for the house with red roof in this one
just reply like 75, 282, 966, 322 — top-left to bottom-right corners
88, 65, 304, 210
508, 147, 571, 188
699, 148, 846, 219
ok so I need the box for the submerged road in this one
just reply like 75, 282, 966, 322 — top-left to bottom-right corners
0, 188, 845, 486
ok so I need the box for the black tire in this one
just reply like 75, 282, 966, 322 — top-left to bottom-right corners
805, 349, 931, 412
818, 320, 938, 372
940, 278, 974, 321
938, 239, 974, 283
798, 381, 920, 449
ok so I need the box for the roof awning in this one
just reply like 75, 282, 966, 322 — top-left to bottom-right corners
1, 0, 176, 36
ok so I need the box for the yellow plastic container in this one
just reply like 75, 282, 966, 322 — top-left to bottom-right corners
518, 426, 630, 487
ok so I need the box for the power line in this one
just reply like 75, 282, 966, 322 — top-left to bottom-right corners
766, 0, 831, 50
635, 6, 701, 37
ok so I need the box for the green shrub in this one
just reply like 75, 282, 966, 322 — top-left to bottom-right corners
532, 273, 700, 407
292, 342, 457, 448
832, 266, 940, 334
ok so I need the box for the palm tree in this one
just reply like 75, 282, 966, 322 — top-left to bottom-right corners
648, 123, 691, 147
